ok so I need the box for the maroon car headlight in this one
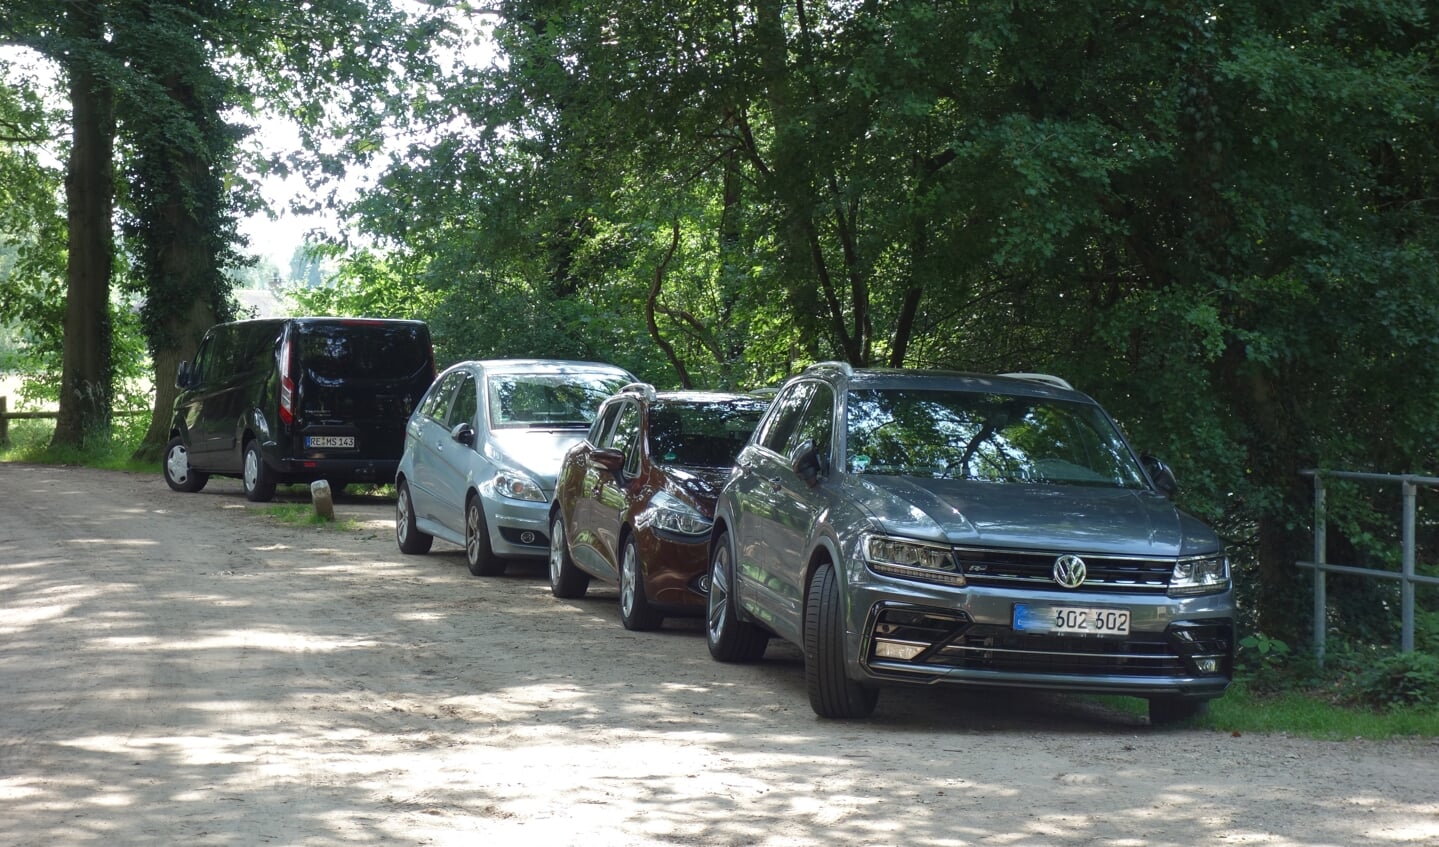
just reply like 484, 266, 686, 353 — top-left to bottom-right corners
641, 490, 712, 538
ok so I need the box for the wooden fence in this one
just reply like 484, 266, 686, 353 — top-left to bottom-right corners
0, 396, 148, 444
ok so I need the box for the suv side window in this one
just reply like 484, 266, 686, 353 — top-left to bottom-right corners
757, 381, 817, 454
786, 383, 835, 464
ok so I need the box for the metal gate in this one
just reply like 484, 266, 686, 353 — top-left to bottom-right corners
1297, 469, 1439, 666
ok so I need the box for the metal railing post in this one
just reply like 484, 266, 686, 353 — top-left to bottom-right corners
1313, 473, 1327, 667
1402, 479, 1416, 654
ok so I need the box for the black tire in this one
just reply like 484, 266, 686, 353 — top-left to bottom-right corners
548, 510, 590, 598
1148, 696, 1209, 727
706, 530, 769, 662
395, 480, 433, 555
465, 496, 504, 576
242, 440, 276, 502
804, 562, 878, 719
162, 436, 208, 493
619, 533, 663, 631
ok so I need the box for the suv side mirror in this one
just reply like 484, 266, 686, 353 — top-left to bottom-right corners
1142, 454, 1179, 499
450, 422, 475, 447
176, 361, 193, 389
792, 439, 827, 488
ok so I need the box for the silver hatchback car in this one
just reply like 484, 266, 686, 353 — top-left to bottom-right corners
707, 363, 1234, 723
395, 359, 634, 575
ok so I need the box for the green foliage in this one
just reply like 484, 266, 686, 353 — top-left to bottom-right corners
1352, 652, 1439, 710
0, 417, 154, 472
1207, 681, 1439, 740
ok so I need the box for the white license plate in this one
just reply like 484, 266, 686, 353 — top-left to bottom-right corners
306, 436, 355, 448
1013, 604, 1130, 636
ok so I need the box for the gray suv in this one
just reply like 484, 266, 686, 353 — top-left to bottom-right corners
706, 363, 1234, 723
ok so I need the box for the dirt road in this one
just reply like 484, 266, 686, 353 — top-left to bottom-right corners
2, 463, 1436, 846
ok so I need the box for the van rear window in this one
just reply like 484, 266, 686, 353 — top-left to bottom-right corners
297, 323, 431, 380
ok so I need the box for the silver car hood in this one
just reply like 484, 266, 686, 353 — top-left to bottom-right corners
850, 475, 1219, 557
486, 429, 588, 488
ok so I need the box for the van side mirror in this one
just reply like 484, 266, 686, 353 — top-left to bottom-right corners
450, 422, 475, 447
792, 439, 827, 488
1142, 455, 1179, 499
176, 361, 193, 389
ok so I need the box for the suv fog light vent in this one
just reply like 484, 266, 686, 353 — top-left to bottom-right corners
519, 530, 537, 545
1194, 656, 1221, 674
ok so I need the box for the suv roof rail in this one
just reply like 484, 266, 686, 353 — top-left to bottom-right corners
1001, 372, 1074, 391
804, 360, 855, 377
619, 381, 658, 401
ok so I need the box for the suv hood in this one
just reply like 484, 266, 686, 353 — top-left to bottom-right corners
852, 475, 1218, 557
486, 429, 588, 488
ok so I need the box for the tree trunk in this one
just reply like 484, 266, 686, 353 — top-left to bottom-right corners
52, 2, 116, 449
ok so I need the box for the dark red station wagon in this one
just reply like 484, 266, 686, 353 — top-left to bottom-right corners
546, 384, 768, 630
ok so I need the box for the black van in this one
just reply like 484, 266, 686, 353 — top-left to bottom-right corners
163, 317, 436, 501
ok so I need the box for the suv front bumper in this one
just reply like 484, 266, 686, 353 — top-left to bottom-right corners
847, 578, 1234, 699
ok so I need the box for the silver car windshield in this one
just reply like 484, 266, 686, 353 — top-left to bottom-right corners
845, 388, 1147, 488
488, 373, 630, 428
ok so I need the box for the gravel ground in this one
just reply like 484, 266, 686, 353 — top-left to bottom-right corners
2, 463, 1437, 846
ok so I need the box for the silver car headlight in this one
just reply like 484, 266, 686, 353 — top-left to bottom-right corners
493, 470, 546, 502
1168, 553, 1230, 596
641, 490, 712, 538
862, 534, 965, 587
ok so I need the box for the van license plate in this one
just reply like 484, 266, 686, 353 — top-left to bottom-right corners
1013, 604, 1130, 636
306, 436, 355, 448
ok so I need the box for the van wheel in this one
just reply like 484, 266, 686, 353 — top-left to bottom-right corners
163, 437, 208, 493
242, 441, 277, 502
465, 497, 504, 576
804, 562, 878, 719
619, 534, 663, 631
395, 480, 432, 555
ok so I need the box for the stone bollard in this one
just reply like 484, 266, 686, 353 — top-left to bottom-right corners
311, 480, 335, 521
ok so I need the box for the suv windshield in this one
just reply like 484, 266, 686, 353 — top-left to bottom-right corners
489, 373, 630, 428
845, 388, 1147, 488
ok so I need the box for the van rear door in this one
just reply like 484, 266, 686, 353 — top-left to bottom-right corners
289, 320, 434, 463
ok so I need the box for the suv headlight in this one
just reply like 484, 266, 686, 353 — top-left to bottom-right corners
493, 470, 546, 502
862, 534, 965, 586
641, 490, 712, 538
1169, 553, 1230, 596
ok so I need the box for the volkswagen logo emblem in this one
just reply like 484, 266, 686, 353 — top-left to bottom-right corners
1052, 554, 1087, 589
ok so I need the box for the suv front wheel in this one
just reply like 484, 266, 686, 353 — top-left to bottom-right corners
804, 562, 878, 719
706, 530, 769, 662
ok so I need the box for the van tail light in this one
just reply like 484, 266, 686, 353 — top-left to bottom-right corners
278, 335, 296, 425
